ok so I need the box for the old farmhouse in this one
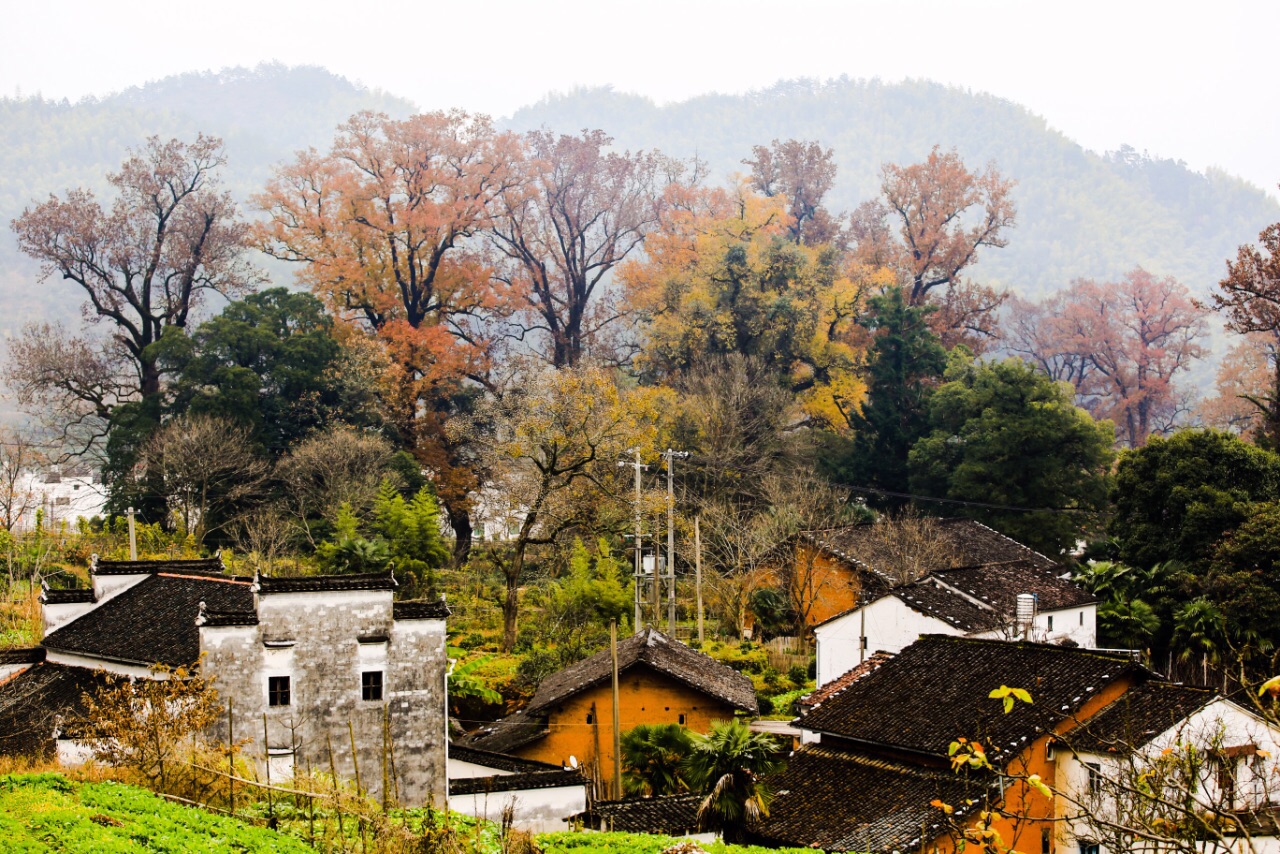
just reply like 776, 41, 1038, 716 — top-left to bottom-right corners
463, 628, 757, 797
781, 518, 1097, 685
0, 557, 450, 805
755, 635, 1280, 853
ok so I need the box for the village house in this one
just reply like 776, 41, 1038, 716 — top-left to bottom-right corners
462, 628, 757, 798
447, 744, 588, 832
752, 635, 1280, 853
778, 518, 1096, 685
0, 556, 450, 806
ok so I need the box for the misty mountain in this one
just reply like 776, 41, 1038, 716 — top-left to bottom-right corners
508, 78, 1279, 298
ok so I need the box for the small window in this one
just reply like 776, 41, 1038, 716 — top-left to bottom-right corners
362, 671, 384, 702
586, 712, 594, 725
678, 713, 686, 726
268, 675, 291, 707
1047, 615, 1054, 632
1080, 611, 1084, 626
1085, 761, 1102, 795
1079, 844, 1099, 854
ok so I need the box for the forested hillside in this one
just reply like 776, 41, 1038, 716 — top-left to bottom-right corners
508, 78, 1279, 297
0, 64, 414, 335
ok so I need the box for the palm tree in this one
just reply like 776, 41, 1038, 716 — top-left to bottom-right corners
683, 719, 784, 843
620, 723, 694, 797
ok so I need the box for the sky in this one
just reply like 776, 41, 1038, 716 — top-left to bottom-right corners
3, 0, 1277, 195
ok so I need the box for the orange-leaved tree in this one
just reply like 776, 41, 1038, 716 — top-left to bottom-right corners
255, 110, 524, 563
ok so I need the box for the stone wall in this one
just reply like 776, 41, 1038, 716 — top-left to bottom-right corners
201, 589, 447, 806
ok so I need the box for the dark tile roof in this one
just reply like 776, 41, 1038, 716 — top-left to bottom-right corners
1067, 681, 1217, 754
0, 662, 108, 758
526, 628, 757, 716
42, 588, 96, 605
462, 711, 552, 754
450, 768, 586, 796
393, 599, 451, 620
574, 794, 703, 835
0, 647, 46, 666
93, 556, 225, 576
753, 744, 987, 852
257, 570, 397, 594
798, 635, 1141, 763
799, 652, 895, 711
892, 581, 1001, 632
933, 560, 1096, 613
198, 609, 259, 627
805, 517, 1056, 581
44, 573, 255, 668
449, 744, 565, 773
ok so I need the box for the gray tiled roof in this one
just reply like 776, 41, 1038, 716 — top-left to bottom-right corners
799, 635, 1141, 764
44, 573, 254, 667
526, 628, 757, 716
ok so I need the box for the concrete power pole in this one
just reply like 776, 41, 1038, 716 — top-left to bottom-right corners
660, 449, 688, 636
618, 449, 647, 632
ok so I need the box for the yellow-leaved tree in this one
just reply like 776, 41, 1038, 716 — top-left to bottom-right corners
621, 181, 886, 432
455, 362, 673, 650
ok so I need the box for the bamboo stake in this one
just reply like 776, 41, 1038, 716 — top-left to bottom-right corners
227, 697, 235, 816
348, 719, 367, 854
327, 735, 346, 847
262, 713, 274, 826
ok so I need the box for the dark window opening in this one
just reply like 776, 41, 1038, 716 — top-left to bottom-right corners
586, 712, 594, 725
1085, 762, 1102, 795
1079, 844, 1099, 854
1048, 615, 1054, 631
678, 713, 686, 725
362, 671, 384, 702
268, 675, 291, 707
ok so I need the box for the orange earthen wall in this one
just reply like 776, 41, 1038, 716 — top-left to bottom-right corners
790, 545, 861, 628
925, 673, 1140, 854
513, 668, 742, 799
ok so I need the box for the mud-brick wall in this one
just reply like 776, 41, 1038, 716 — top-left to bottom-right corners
200, 590, 447, 806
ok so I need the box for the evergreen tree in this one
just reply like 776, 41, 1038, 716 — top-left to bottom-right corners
908, 354, 1114, 556
823, 286, 946, 496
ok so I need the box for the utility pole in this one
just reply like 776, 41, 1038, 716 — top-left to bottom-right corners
126, 506, 137, 561
610, 620, 622, 798
694, 516, 704, 644
618, 449, 647, 632
660, 449, 688, 636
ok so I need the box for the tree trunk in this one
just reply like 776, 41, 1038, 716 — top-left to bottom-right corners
501, 545, 526, 652
448, 505, 473, 567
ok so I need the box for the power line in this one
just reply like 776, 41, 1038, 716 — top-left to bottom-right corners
832, 483, 1107, 517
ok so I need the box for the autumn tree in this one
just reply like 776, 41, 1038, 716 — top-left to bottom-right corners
849, 146, 1015, 347
625, 182, 874, 430
490, 129, 677, 367
9, 135, 255, 498
459, 363, 669, 650
256, 110, 523, 564
0, 428, 44, 532
1211, 218, 1280, 448
1005, 269, 1208, 447
82, 663, 221, 794
1199, 334, 1278, 439
744, 139, 839, 246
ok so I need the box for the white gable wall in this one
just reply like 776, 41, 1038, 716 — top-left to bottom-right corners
814, 597, 958, 686
1059, 698, 1280, 853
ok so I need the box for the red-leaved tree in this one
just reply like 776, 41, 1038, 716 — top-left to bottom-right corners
1005, 269, 1208, 447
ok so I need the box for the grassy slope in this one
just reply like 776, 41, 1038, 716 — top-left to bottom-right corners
0, 773, 313, 853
